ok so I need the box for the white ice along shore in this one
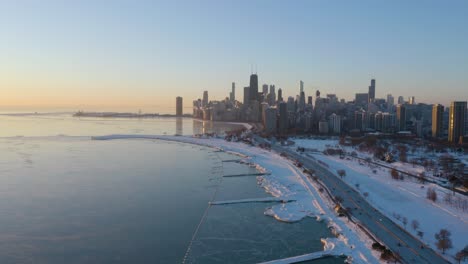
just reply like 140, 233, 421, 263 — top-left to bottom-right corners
292, 138, 468, 260
92, 134, 380, 263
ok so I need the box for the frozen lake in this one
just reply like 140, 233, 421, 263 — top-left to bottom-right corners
0, 113, 243, 137
0, 115, 343, 263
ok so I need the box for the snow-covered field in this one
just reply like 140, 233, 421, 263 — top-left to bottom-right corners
292, 138, 468, 259
93, 134, 380, 263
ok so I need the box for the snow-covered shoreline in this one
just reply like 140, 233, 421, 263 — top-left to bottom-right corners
92, 134, 380, 263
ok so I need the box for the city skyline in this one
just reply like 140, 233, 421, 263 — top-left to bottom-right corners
1, 1, 467, 111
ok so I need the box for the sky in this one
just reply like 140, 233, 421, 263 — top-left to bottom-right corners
0, 0, 467, 112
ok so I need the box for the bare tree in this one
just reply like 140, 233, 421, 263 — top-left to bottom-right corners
411, 220, 420, 231
402, 217, 408, 229
417, 231, 424, 239
418, 172, 426, 184
363, 192, 369, 198
435, 229, 453, 254
335, 196, 344, 204
390, 168, 399, 180
337, 169, 346, 178
454, 246, 468, 264
426, 187, 437, 202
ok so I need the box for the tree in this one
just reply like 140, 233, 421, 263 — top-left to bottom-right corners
426, 187, 437, 202
411, 220, 420, 231
335, 196, 344, 204
390, 168, 399, 180
402, 217, 408, 229
454, 246, 468, 264
435, 229, 453, 254
399, 149, 408, 162
363, 192, 369, 198
337, 169, 346, 178
418, 172, 426, 184
417, 231, 424, 239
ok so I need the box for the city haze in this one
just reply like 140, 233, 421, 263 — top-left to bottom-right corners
1, 0, 467, 112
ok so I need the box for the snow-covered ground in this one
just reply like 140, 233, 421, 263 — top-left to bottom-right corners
93, 134, 380, 263
292, 138, 468, 260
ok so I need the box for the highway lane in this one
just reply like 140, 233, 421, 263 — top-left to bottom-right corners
255, 136, 449, 264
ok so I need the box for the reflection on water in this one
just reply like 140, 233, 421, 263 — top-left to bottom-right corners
176, 117, 183, 135
0, 117, 342, 263
0, 114, 243, 137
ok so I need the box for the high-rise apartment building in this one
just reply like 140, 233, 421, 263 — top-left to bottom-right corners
396, 104, 406, 131
176, 96, 183, 116
448, 101, 467, 143
368, 79, 376, 102
432, 104, 444, 138
230, 82, 235, 102
278, 102, 288, 135
202, 91, 209, 107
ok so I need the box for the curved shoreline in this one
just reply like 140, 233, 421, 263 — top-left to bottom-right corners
91, 134, 380, 263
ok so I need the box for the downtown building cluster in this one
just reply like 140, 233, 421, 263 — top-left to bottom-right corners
189, 73, 467, 144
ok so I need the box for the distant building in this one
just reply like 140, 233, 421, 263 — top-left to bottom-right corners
262, 84, 268, 95
396, 104, 406, 131
409, 96, 416, 105
299, 91, 306, 111
278, 88, 283, 102
448, 101, 467, 143
354, 110, 368, 131
243, 86, 250, 105
387, 94, 394, 108
269, 85, 276, 104
318, 121, 329, 134
355, 93, 369, 105
265, 107, 277, 134
287, 97, 295, 112
278, 102, 288, 135
329, 114, 341, 134
432, 104, 444, 138
176, 96, 183, 116
202, 91, 209, 107
307, 96, 313, 106
249, 74, 259, 103
368, 79, 376, 102
300, 80, 304, 92
230, 82, 235, 102
398, 96, 405, 104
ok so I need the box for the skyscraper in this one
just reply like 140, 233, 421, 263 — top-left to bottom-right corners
243, 86, 250, 105
300, 80, 304, 93
265, 107, 277, 134
398, 96, 405, 104
262, 84, 268, 95
432, 104, 444, 138
409, 96, 415, 105
269, 85, 276, 102
307, 96, 313, 106
176, 96, 183, 116
387, 94, 394, 106
202, 91, 209, 107
230, 82, 235, 102
355, 93, 369, 105
299, 91, 306, 111
396, 104, 406, 131
278, 88, 283, 102
249, 74, 258, 103
278, 102, 288, 135
368, 79, 376, 102
448, 101, 467, 143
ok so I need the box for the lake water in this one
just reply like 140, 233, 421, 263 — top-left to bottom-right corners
0, 114, 343, 263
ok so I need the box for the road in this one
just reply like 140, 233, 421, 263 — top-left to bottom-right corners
254, 136, 450, 264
